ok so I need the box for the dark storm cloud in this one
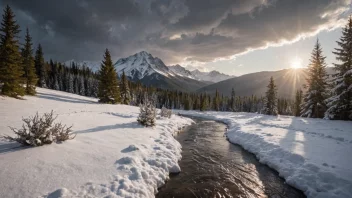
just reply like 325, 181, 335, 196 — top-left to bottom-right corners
0, 0, 350, 64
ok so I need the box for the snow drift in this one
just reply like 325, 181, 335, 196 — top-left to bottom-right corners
0, 88, 193, 198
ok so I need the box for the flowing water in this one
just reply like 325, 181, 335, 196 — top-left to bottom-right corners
156, 118, 305, 198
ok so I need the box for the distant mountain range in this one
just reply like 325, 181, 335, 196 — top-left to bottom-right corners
66, 51, 232, 91
196, 67, 336, 98
169, 64, 233, 83
65, 52, 336, 98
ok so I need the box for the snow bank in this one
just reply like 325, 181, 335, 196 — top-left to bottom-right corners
0, 88, 193, 198
177, 110, 352, 198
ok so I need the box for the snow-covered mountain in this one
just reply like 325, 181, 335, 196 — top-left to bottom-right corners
64, 60, 100, 72
114, 51, 174, 79
114, 51, 209, 91
169, 64, 196, 79
191, 69, 233, 83
169, 65, 233, 83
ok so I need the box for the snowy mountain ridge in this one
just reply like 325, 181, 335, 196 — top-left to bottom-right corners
114, 51, 176, 79
192, 69, 233, 83
168, 64, 196, 79
169, 65, 233, 83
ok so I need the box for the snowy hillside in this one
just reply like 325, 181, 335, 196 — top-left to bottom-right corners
0, 88, 193, 198
177, 110, 352, 198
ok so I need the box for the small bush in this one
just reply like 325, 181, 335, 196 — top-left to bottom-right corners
137, 100, 156, 127
2, 111, 75, 146
160, 106, 172, 118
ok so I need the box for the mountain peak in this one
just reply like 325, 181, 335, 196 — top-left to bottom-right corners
134, 51, 151, 57
114, 51, 171, 80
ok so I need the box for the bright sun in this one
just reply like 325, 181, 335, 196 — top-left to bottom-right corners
291, 57, 303, 69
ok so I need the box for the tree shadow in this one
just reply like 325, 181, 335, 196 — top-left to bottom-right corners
0, 141, 32, 155
102, 112, 135, 119
37, 92, 96, 104
74, 122, 143, 134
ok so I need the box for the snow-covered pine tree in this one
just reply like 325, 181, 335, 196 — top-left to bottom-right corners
120, 71, 131, 105
79, 75, 85, 96
34, 44, 46, 88
68, 74, 74, 93
0, 5, 24, 97
301, 40, 328, 118
21, 28, 38, 95
263, 77, 278, 115
325, 17, 352, 120
98, 49, 120, 104
137, 98, 156, 127
74, 75, 79, 94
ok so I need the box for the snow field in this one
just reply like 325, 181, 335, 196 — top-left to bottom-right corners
177, 110, 352, 198
0, 88, 193, 198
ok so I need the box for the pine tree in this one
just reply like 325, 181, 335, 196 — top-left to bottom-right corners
325, 17, 352, 120
263, 77, 278, 115
120, 71, 130, 105
200, 93, 208, 111
34, 44, 46, 87
301, 40, 328, 118
137, 98, 156, 127
294, 89, 303, 116
98, 49, 120, 104
230, 88, 236, 111
21, 28, 37, 95
213, 89, 220, 111
0, 5, 24, 97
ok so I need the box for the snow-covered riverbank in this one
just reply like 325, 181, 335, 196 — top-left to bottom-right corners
177, 110, 352, 198
0, 88, 193, 198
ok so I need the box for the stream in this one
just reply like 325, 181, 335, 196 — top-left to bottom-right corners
156, 118, 305, 198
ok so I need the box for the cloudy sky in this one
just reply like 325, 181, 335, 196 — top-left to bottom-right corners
1, 0, 351, 75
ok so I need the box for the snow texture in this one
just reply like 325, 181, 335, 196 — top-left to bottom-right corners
0, 88, 193, 198
177, 110, 352, 198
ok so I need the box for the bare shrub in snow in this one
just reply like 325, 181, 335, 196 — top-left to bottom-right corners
137, 100, 156, 127
160, 106, 172, 118
2, 111, 75, 146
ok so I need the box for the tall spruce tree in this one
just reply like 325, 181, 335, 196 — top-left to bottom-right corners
120, 71, 130, 105
21, 28, 37, 95
263, 77, 278, 115
0, 5, 24, 97
301, 40, 328, 118
98, 49, 120, 104
325, 17, 352, 120
34, 44, 46, 87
